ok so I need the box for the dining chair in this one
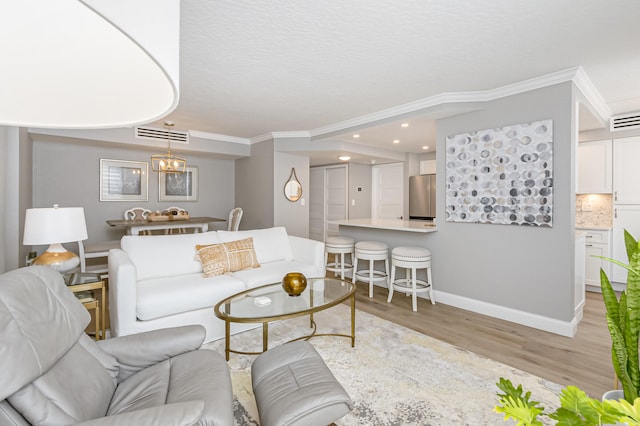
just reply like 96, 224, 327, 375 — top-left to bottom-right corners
124, 207, 152, 235
162, 206, 188, 234
78, 239, 119, 275
227, 207, 243, 231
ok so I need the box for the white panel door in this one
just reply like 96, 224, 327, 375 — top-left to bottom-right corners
325, 166, 347, 239
309, 167, 325, 242
372, 163, 404, 219
612, 205, 640, 283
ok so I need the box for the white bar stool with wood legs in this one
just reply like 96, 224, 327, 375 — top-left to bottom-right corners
387, 246, 435, 312
325, 236, 355, 280
352, 241, 389, 298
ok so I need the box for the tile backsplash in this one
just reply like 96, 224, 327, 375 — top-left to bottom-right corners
576, 194, 613, 228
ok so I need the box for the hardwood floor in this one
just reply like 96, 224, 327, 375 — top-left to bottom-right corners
351, 283, 614, 398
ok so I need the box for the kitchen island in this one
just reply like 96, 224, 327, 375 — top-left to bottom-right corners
330, 218, 438, 296
331, 218, 437, 233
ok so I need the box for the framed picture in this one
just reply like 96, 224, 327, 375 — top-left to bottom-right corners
159, 166, 198, 202
99, 159, 149, 201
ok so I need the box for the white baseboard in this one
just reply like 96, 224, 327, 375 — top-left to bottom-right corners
369, 281, 582, 337
432, 290, 581, 337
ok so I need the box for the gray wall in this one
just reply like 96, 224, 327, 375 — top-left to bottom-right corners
274, 152, 309, 237
1, 127, 32, 271
235, 140, 275, 230
430, 82, 577, 321
348, 163, 372, 219
30, 136, 235, 249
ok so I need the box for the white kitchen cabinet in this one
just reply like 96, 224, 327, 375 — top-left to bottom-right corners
613, 136, 640, 203
419, 160, 436, 175
611, 205, 640, 284
581, 229, 611, 289
577, 140, 612, 194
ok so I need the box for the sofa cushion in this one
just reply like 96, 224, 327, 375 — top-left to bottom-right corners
121, 232, 221, 280
108, 350, 233, 425
218, 227, 293, 264
8, 341, 115, 424
231, 260, 323, 289
136, 273, 246, 321
196, 237, 260, 277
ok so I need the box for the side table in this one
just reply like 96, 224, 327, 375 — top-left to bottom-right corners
64, 272, 106, 340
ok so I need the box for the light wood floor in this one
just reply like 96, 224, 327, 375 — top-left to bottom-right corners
351, 283, 614, 398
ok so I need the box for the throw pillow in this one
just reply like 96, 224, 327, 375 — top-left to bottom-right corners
196, 237, 260, 277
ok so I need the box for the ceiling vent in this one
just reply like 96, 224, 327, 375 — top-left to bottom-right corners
610, 112, 640, 132
135, 125, 189, 144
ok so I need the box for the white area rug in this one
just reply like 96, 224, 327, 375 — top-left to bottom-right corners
204, 304, 562, 425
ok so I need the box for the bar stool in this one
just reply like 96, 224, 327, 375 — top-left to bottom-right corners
352, 241, 389, 298
325, 236, 355, 280
387, 246, 435, 312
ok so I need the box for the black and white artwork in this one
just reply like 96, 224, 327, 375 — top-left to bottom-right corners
159, 166, 198, 201
445, 119, 553, 227
99, 159, 149, 201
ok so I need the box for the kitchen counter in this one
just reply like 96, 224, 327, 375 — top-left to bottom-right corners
576, 226, 612, 231
330, 218, 437, 233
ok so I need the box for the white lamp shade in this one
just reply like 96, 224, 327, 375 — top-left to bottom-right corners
0, 0, 180, 129
23, 207, 88, 246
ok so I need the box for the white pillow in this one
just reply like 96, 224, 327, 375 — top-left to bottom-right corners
121, 231, 221, 280
217, 227, 293, 264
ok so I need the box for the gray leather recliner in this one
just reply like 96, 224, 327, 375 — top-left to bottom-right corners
0, 266, 233, 426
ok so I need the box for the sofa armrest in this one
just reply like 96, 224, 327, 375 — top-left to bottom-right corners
288, 236, 325, 277
74, 401, 204, 426
107, 249, 138, 338
97, 325, 206, 383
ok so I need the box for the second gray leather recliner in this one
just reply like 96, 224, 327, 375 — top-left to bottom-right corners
0, 266, 233, 426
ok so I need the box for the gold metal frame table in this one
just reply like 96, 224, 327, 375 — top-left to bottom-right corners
214, 277, 356, 361
64, 272, 106, 340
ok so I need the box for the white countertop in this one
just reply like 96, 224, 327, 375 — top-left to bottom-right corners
576, 226, 612, 231
331, 218, 438, 233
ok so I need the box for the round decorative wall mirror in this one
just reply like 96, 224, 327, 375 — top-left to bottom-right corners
284, 168, 302, 202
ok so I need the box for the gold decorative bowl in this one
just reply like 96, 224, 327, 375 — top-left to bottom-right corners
282, 272, 307, 297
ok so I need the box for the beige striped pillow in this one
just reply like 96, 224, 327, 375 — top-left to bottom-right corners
196, 237, 260, 277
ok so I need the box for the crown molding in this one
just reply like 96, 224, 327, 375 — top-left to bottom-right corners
189, 130, 250, 144
249, 131, 311, 144
572, 67, 611, 121
309, 67, 607, 139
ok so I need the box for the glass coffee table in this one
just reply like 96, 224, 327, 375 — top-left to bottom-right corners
214, 277, 356, 360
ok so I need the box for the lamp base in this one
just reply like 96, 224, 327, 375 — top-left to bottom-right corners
33, 247, 80, 273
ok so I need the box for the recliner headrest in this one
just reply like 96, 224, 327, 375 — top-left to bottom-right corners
0, 266, 90, 400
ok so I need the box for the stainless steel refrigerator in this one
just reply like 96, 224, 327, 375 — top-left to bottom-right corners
409, 174, 436, 220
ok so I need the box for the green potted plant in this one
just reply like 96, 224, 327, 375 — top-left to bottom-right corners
495, 230, 640, 425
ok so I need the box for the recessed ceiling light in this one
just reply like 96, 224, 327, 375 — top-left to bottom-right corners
401, 123, 409, 128
338, 156, 351, 161
422, 145, 429, 150
353, 134, 360, 138
393, 139, 400, 144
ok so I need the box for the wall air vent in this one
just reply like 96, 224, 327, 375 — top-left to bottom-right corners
610, 112, 640, 132
135, 125, 189, 144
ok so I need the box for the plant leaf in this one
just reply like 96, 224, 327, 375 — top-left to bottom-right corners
605, 396, 640, 424
496, 378, 545, 425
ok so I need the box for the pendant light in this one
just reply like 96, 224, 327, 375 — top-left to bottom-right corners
151, 121, 187, 173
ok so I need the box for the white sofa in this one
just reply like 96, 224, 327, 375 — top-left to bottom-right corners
108, 226, 325, 342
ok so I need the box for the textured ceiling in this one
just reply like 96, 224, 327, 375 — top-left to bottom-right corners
152, 0, 640, 163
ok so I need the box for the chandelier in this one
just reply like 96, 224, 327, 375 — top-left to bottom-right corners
151, 121, 187, 173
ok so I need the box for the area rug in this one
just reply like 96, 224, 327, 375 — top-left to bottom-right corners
204, 304, 562, 425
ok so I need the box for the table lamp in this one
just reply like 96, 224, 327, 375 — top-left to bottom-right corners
23, 205, 88, 273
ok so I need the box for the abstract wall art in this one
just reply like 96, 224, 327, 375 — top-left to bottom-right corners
445, 119, 553, 227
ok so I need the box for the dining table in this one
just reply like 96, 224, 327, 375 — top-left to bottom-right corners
106, 216, 226, 235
